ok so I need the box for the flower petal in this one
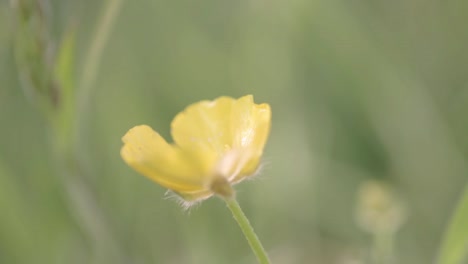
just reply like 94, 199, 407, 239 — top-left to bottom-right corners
171, 95, 271, 180
121, 125, 210, 192
171, 96, 235, 156
231, 95, 271, 179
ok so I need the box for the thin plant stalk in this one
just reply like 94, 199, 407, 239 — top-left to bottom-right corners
224, 198, 271, 264
64, 0, 124, 260
78, 0, 123, 115
55, 0, 125, 261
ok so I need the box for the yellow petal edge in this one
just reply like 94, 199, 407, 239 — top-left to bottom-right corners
121, 95, 271, 203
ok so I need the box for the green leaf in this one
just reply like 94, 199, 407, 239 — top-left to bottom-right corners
438, 185, 468, 264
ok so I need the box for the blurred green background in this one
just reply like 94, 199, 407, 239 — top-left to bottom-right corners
2, 0, 468, 263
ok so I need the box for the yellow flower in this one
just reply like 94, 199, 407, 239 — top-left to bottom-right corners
121, 95, 271, 204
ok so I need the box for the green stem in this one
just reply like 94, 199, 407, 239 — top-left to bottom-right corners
78, 0, 123, 114
224, 198, 271, 264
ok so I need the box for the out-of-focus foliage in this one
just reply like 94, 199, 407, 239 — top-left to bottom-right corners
438, 186, 468, 264
1, 0, 468, 263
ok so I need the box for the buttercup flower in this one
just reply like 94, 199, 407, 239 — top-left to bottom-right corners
121, 95, 271, 205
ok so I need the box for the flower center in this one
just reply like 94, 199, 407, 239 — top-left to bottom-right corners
210, 175, 234, 199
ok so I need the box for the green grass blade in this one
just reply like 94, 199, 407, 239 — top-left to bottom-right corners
438, 185, 468, 264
